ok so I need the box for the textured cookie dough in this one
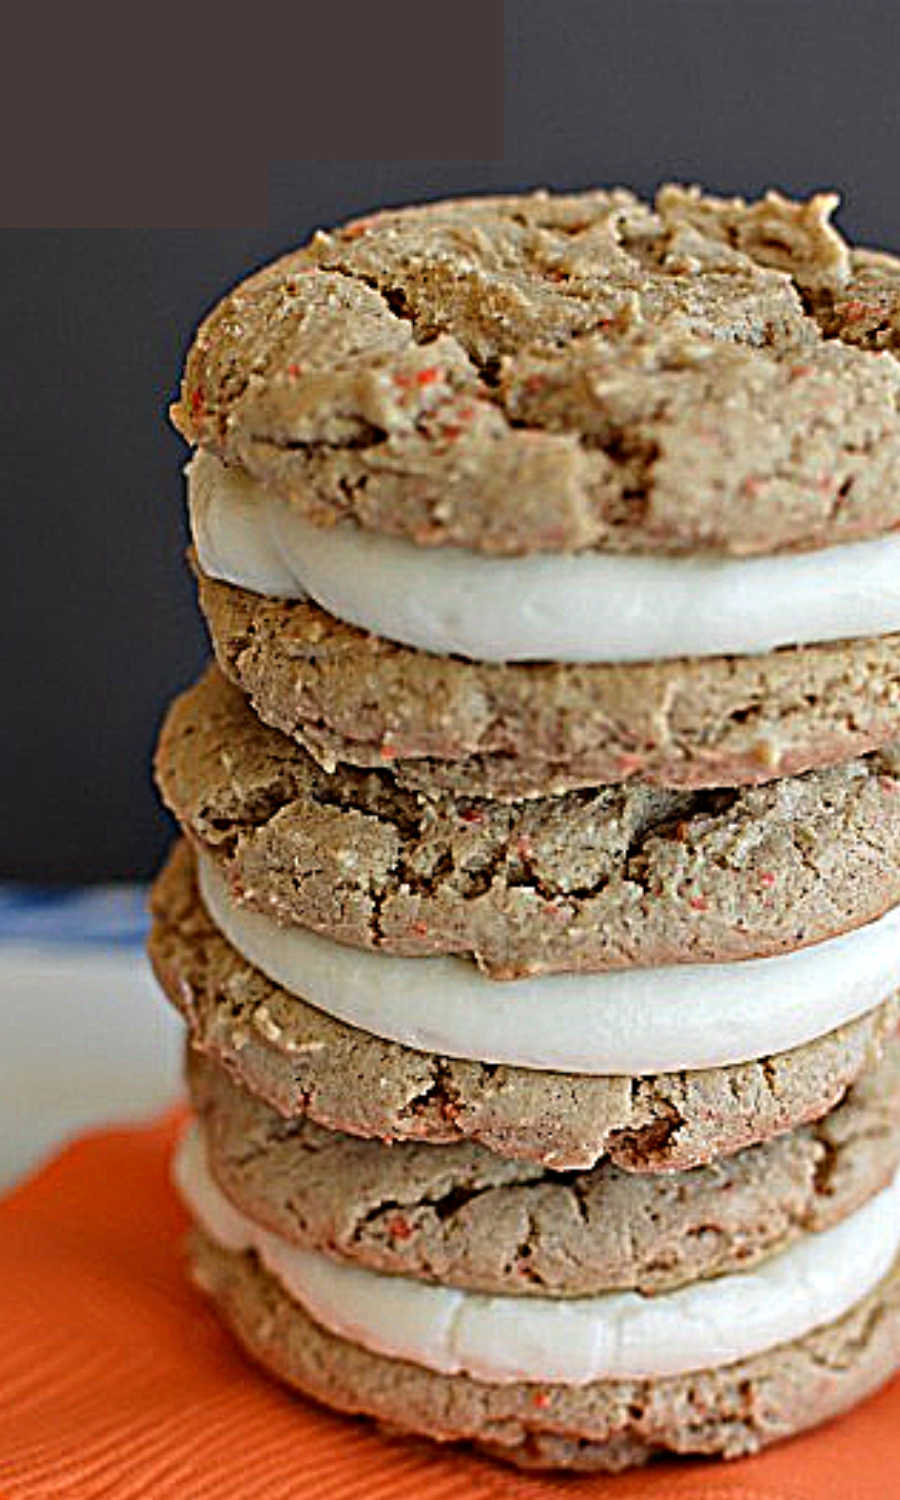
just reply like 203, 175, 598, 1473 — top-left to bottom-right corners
149, 842, 900, 1170
171, 185, 900, 559
189, 1040, 900, 1297
198, 564, 900, 796
154, 665, 900, 978
188, 1231, 900, 1472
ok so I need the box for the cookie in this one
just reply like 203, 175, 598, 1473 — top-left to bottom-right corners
188, 1230, 900, 1472
171, 186, 900, 559
177, 1110, 900, 1469
154, 664, 900, 978
197, 564, 900, 796
188, 1038, 900, 1297
149, 841, 900, 1170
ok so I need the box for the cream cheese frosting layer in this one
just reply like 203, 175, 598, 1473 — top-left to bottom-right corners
198, 853, 900, 1075
176, 1125, 900, 1384
188, 451, 900, 665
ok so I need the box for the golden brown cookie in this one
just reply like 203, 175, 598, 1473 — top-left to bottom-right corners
154, 664, 900, 978
172, 186, 900, 559
197, 565, 900, 796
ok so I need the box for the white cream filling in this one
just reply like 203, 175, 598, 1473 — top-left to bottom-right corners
188, 450, 900, 664
176, 1124, 900, 1384
198, 854, 900, 1075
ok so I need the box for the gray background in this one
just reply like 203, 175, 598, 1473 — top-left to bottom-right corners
3, 0, 898, 880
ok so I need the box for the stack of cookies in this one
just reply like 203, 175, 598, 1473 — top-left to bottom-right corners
150, 185, 900, 1473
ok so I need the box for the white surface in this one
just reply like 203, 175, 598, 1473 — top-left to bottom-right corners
176, 1124, 900, 1383
190, 449, 900, 664
199, 854, 900, 1074
0, 944, 182, 1191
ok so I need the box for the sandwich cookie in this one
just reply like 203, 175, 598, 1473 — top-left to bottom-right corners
149, 841, 900, 1170
177, 1127, 900, 1386
172, 186, 900, 795
180, 1127, 900, 1472
195, 848, 900, 1074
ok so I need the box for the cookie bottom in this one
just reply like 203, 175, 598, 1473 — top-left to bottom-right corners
197, 564, 900, 798
188, 1230, 900, 1473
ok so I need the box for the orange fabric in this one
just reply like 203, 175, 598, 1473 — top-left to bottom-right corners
0, 1114, 898, 1500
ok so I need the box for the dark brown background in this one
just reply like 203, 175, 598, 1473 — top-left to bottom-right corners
2, 0, 899, 879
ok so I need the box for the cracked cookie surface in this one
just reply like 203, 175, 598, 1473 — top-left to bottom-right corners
198, 565, 900, 796
189, 1040, 900, 1297
149, 841, 900, 1170
154, 664, 900, 977
172, 185, 900, 558
188, 1231, 900, 1472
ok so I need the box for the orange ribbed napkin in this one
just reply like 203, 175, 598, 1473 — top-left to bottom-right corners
0, 1112, 898, 1500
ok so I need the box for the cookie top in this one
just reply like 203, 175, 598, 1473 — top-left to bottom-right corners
155, 664, 900, 978
172, 185, 900, 557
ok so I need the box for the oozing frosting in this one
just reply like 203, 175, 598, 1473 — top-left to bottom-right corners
188, 451, 900, 664
198, 852, 900, 1075
176, 1124, 900, 1384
